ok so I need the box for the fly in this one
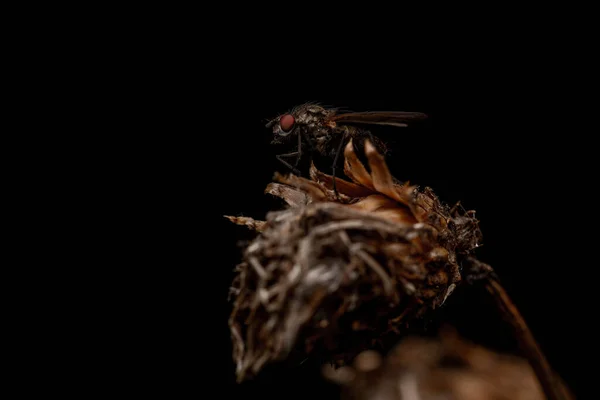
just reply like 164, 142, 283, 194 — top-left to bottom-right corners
266, 103, 427, 194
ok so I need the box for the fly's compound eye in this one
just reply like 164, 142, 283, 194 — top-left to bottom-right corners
279, 114, 295, 135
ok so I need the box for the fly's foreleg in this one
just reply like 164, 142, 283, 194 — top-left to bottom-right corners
295, 133, 302, 167
276, 152, 301, 176
331, 127, 349, 198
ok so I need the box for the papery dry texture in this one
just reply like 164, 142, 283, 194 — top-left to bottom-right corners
226, 140, 482, 382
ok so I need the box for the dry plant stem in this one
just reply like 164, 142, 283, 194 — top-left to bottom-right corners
485, 278, 572, 400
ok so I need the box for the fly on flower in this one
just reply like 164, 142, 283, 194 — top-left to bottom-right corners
266, 103, 427, 192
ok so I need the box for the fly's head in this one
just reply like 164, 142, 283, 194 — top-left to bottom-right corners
266, 103, 335, 145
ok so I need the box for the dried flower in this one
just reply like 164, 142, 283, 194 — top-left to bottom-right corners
226, 140, 482, 382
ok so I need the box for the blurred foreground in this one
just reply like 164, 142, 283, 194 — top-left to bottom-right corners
323, 329, 549, 400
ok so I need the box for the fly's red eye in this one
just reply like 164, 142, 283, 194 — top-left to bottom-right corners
280, 114, 295, 132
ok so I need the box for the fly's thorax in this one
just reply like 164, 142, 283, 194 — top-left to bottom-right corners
295, 111, 320, 126
315, 136, 330, 155
294, 104, 330, 125
298, 115, 332, 138
297, 122, 335, 155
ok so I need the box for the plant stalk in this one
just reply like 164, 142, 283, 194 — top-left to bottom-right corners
484, 278, 572, 400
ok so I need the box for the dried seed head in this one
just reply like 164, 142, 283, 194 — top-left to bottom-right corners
227, 139, 483, 381
324, 329, 545, 400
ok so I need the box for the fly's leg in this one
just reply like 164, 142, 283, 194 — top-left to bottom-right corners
295, 132, 302, 167
331, 128, 349, 198
276, 152, 301, 176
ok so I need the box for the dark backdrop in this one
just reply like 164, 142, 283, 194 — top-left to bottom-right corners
132, 60, 586, 398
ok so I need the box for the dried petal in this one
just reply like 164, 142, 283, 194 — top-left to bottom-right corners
265, 183, 309, 207
273, 172, 328, 202
364, 139, 407, 204
310, 162, 374, 199
343, 139, 375, 189
224, 215, 266, 232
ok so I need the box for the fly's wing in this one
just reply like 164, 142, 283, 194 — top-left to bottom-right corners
330, 111, 428, 128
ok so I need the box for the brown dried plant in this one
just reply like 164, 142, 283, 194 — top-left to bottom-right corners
226, 140, 571, 400
226, 140, 480, 375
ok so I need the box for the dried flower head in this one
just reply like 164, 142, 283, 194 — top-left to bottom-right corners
322, 328, 547, 400
226, 139, 483, 382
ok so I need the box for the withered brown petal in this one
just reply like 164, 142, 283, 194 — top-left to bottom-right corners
273, 172, 328, 202
343, 139, 375, 189
310, 162, 374, 198
349, 195, 417, 225
364, 139, 408, 205
224, 215, 266, 231
265, 182, 309, 207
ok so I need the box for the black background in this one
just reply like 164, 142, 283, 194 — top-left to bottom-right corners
124, 50, 589, 399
